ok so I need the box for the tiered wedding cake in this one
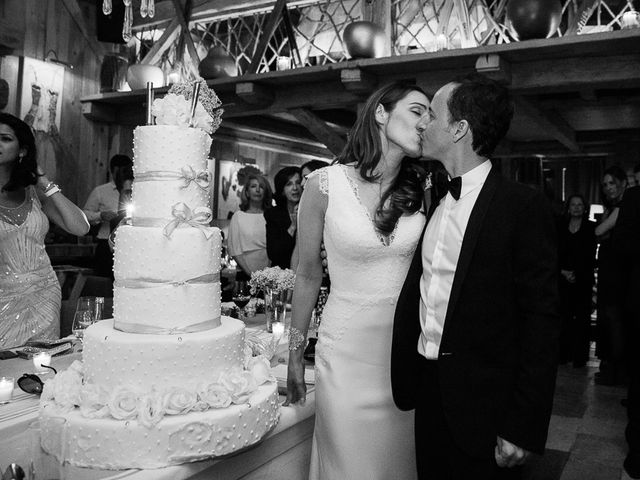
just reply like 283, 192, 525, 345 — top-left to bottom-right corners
38, 82, 279, 469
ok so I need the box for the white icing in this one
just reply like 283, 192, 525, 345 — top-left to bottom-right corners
40, 384, 280, 469
131, 179, 211, 222
114, 225, 221, 282
83, 319, 238, 392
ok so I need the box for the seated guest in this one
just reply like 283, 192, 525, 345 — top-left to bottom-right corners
227, 173, 273, 281
0, 113, 89, 348
265, 166, 302, 269
83, 154, 132, 277
558, 194, 596, 368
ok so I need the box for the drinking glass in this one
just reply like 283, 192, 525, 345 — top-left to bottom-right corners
232, 281, 251, 321
72, 311, 93, 349
76, 296, 104, 322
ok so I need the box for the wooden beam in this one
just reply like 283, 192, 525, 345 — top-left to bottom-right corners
170, 0, 201, 66
141, 18, 181, 65
341, 68, 378, 94
248, 0, 288, 74
82, 103, 116, 123
289, 108, 346, 155
513, 96, 580, 152
235, 82, 275, 105
60, 0, 106, 59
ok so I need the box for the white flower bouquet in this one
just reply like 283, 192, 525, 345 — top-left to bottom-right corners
248, 266, 296, 295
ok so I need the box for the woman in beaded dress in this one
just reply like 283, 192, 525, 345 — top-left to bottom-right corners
0, 113, 89, 349
285, 83, 430, 480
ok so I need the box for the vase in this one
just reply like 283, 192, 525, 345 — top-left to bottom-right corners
264, 287, 289, 333
505, 0, 562, 41
198, 46, 238, 79
343, 21, 386, 59
126, 64, 165, 91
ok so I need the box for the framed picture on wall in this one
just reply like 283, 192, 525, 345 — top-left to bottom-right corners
19, 57, 64, 133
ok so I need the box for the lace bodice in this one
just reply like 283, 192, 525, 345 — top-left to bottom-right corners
316, 165, 425, 304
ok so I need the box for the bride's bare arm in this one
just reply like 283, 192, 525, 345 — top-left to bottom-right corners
285, 174, 327, 406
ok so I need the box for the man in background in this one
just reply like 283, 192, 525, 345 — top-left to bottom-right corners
83, 154, 132, 277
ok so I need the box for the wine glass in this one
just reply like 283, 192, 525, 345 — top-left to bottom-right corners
232, 281, 252, 321
72, 310, 93, 350
76, 296, 104, 323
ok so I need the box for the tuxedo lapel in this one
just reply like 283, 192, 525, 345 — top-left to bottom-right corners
442, 170, 500, 328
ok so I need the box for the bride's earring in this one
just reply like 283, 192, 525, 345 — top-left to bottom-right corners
18, 153, 24, 163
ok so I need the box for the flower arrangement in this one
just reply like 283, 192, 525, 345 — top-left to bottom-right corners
41, 358, 273, 429
249, 266, 296, 295
151, 79, 223, 134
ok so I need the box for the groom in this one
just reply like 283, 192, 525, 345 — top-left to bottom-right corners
391, 73, 561, 479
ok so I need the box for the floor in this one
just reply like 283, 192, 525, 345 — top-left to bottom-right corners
522, 345, 632, 480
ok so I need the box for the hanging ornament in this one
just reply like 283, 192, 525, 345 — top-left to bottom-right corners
102, 0, 112, 15
148, 0, 155, 18
140, 0, 148, 18
122, 3, 133, 42
505, 0, 562, 41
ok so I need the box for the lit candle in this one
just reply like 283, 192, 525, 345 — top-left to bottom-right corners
272, 322, 285, 340
0, 377, 14, 403
276, 56, 291, 71
33, 352, 52, 373
146, 82, 154, 125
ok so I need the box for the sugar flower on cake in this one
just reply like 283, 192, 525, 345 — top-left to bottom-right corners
108, 385, 140, 421
79, 383, 110, 419
51, 365, 84, 412
163, 387, 198, 415
197, 382, 232, 409
152, 94, 213, 133
246, 355, 274, 385
249, 266, 296, 295
137, 392, 166, 428
169, 78, 224, 132
221, 370, 258, 405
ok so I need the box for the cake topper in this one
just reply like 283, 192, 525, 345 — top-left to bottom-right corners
151, 79, 223, 135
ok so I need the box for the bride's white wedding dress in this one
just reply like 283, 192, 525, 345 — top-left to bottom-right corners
308, 165, 425, 480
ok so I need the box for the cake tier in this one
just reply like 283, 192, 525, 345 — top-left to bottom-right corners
40, 383, 279, 469
114, 225, 221, 282
133, 125, 211, 173
84, 318, 242, 392
113, 281, 221, 333
131, 178, 211, 223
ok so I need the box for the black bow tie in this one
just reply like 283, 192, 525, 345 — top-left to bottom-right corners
446, 176, 462, 200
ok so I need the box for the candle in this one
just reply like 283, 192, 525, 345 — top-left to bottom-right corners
272, 322, 285, 339
0, 377, 14, 403
146, 82, 154, 125
276, 56, 291, 71
33, 352, 52, 373
188, 81, 201, 127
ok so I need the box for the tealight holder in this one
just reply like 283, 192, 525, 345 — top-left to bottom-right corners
33, 352, 52, 374
0, 376, 14, 404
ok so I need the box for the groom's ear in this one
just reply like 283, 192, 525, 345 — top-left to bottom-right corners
451, 119, 470, 143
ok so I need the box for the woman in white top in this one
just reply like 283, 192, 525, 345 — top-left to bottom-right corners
227, 173, 273, 281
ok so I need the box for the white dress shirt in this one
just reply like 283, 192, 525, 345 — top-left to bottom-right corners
83, 181, 119, 240
418, 160, 492, 359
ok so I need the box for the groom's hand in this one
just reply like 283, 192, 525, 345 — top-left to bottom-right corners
495, 436, 530, 468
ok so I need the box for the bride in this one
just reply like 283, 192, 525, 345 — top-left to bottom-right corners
286, 82, 429, 479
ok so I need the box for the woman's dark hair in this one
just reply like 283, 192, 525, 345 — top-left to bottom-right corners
301, 160, 328, 173
0, 113, 39, 192
603, 165, 627, 184
564, 193, 589, 219
109, 154, 132, 174
447, 73, 514, 157
335, 82, 428, 235
240, 173, 273, 212
273, 166, 301, 208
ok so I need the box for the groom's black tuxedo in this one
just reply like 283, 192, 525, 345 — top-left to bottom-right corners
391, 168, 561, 459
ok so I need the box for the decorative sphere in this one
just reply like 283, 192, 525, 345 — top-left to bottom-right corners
199, 47, 238, 79
343, 21, 385, 59
126, 64, 165, 90
506, 0, 563, 40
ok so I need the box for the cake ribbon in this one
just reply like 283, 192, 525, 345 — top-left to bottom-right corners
114, 272, 219, 289
163, 203, 213, 238
113, 316, 220, 334
135, 166, 211, 190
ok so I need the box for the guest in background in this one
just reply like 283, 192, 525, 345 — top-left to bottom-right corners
0, 113, 89, 349
227, 173, 273, 281
612, 183, 640, 478
83, 154, 132, 277
107, 165, 134, 249
265, 166, 302, 269
301, 159, 329, 188
558, 194, 596, 368
595, 165, 628, 385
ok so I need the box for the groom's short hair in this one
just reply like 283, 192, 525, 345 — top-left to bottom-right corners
447, 73, 514, 157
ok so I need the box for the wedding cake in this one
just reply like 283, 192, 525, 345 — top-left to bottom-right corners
38, 81, 280, 469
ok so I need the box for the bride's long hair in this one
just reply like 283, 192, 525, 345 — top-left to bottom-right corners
335, 82, 428, 235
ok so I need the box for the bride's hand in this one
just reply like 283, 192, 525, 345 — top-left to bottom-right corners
283, 354, 307, 406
